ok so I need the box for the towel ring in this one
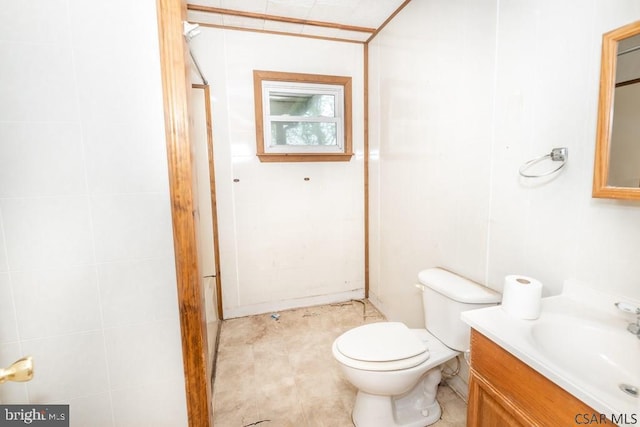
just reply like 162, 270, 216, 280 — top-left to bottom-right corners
518, 147, 568, 178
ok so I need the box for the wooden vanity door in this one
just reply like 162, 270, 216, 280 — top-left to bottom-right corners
468, 370, 532, 427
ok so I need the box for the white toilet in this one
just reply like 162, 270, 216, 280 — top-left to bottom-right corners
332, 267, 501, 427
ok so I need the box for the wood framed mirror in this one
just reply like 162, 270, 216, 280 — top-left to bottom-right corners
593, 20, 640, 200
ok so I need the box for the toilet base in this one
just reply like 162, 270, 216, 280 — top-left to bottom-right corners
352, 367, 443, 427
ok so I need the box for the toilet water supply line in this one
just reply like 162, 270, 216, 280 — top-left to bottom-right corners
441, 355, 462, 379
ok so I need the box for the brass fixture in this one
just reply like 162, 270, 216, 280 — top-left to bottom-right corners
0, 356, 34, 384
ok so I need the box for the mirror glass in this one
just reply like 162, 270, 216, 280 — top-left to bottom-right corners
608, 34, 640, 187
593, 21, 640, 200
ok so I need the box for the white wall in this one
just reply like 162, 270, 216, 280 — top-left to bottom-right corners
0, 1, 188, 425
190, 29, 365, 318
368, 0, 498, 326
369, 0, 640, 327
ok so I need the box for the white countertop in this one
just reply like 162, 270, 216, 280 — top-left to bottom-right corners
461, 294, 640, 422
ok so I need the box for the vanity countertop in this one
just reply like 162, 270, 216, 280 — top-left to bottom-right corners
462, 293, 640, 421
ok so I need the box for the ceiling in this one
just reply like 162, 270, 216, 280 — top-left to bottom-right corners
187, 0, 410, 43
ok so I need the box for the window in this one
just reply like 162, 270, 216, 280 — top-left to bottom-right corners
253, 70, 353, 162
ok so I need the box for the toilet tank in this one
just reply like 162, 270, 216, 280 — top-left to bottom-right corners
418, 268, 501, 351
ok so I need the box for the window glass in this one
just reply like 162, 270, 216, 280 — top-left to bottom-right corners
253, 70, 352, 162
270, 122, 337, 146
269, 93, 335, 118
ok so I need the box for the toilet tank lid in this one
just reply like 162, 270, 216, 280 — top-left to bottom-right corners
418, 268, 501, 304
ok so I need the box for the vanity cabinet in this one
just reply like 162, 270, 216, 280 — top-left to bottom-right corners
467, 329, 612, 427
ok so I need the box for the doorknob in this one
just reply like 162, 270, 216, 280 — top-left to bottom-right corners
0, 356, 33, 384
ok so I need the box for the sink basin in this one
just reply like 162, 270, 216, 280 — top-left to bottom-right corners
462, 293, 640, 419
530, 313, 640, 404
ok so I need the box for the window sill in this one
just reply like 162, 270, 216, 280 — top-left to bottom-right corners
257, 152, 354, 163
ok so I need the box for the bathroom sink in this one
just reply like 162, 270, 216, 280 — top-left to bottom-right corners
462, 291, 640, 419
529, 313, 640, 404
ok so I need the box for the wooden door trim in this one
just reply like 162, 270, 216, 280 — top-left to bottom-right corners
192, 83, 224, 320
156, 0, 213, 425
363, 43, 369, 297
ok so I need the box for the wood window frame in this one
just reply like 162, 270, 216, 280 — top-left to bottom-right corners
253, 70, 353, 162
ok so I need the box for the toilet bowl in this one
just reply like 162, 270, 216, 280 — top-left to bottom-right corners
332, 323, 458, 426
332, 268, 501, 427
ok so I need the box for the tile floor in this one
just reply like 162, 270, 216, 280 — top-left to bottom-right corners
212, 300, 467, 427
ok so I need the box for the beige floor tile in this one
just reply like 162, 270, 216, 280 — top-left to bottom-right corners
217, 342, 255, 362
255, 378, 308, 426
303, 395, 354, 427
439, 388, 467, 426
212, 300, 467, 427
214, 358, 256, 394
212, 388, 259, 427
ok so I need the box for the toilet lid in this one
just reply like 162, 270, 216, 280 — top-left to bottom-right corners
335, 322, 427, 362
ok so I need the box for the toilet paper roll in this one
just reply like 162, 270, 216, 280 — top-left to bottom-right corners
501, 275, 543, 320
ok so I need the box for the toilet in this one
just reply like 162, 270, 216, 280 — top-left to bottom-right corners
332, 267, 501, 427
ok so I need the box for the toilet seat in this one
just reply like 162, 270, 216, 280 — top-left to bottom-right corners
334, 322, 430, 371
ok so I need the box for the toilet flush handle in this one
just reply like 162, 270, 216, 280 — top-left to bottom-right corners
415, 283, 426, 291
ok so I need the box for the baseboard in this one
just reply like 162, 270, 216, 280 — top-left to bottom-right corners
223, 289, 366, 319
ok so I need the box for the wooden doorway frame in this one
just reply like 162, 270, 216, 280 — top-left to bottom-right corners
156, 0, 213, 425
192, 83, 224, 320
155, 1, 414, 424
